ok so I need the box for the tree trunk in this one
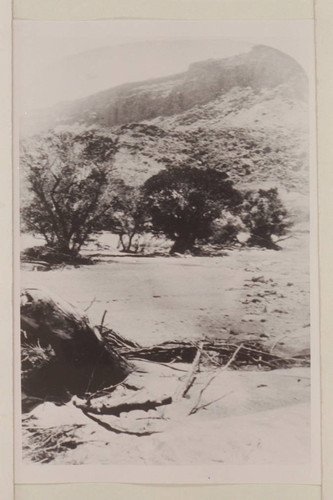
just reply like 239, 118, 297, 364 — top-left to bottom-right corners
170, 234, 195, 254
21, 287, 133, 411
118, 234, 126, 252
119, 233, 136, 253
249, 234, 281, 250
54, 238, 77, 256
126, 233, 134, 252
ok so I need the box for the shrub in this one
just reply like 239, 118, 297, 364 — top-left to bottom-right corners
20, 128, 118, 257
143, 165, 242, 254
240, 188, 292, 249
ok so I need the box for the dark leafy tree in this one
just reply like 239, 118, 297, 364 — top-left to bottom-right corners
143, 165, 243, 254
208, 211, 245, 246
20, 128, 118, 256
240, 188, 292, 249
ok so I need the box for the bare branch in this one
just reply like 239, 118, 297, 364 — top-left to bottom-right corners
189, 390, 234, 415
173, 341, 204, 401
189, 344, 243, 416
84, 296, 96, 312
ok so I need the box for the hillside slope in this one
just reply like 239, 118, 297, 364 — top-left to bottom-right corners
22, 45, 307, 131
21, 45, 309, 215
57, 45, 307, 127
110, 84, 308, 193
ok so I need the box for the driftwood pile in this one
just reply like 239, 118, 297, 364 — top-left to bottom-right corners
21, 287, 310, 460
100, 326, 310, 370
22, 419, 84, 464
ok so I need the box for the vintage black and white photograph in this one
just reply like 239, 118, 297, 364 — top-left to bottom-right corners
14, 20, 320, 484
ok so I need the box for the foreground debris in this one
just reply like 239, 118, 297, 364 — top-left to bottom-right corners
22, 419, 84, 464
21, 287, 133, 412
21, 286, 310, 459
102, 326, 310, 369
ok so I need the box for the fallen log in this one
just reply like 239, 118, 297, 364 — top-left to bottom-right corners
73, 392, 172, 417
108, 337, 310, 369
20, 287, 310, 419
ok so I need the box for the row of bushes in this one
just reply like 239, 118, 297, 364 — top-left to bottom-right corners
21, 129, 292, 263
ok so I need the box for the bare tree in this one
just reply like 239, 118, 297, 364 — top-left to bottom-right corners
21, 128, 118, 257
106, 181, 148, 252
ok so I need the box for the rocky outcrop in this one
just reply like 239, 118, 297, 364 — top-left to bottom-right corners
23, 45, 307, 135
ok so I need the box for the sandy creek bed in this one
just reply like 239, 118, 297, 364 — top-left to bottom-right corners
20, 236, 315, 467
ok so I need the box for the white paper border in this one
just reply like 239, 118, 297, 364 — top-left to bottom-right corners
12, 18, 321, 486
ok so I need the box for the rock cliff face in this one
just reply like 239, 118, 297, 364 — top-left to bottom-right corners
21, 45, 309, 213
50, 45, 308, 129
23, 45, 307, 133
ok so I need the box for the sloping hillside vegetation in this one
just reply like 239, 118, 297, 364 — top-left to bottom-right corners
20, 45, 309, 255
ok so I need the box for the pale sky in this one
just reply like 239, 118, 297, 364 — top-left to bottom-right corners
14, 20, 314, 113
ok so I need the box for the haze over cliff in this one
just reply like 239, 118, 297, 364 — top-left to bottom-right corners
22, 45, 307, 133
21, 45, 309, 212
